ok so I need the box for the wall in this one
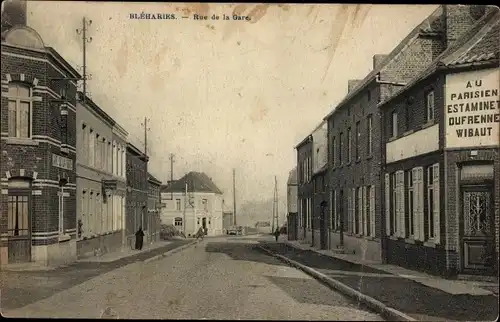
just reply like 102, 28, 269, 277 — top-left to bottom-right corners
125, 148, 148, 246
287, 184, 297, 213
297, 140, 313, 240
312, 122, 328, 173
1, 36, 79, 265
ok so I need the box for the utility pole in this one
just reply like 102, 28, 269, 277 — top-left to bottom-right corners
271, 177, 275, 234
141, 117, 150, 156
275, 176, 279, 230
76, 17, 93, 103
233, 168, 237, 227
183, 181, 187, 236
169, 153, 175, 200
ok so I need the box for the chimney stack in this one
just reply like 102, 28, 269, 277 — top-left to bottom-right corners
347, 79, 362, 94
1, 0, 27, 30
444, 5, 487, 48
373, 54, 388, 70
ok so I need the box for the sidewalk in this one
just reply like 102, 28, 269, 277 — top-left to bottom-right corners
77, 240, 174, 263
259, 240, 499, 321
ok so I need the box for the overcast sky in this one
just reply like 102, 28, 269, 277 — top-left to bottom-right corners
26, 2, 438, 207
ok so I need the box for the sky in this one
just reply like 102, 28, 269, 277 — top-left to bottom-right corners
25, 2, 438, 209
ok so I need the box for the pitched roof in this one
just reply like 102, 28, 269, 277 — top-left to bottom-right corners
147, 173, 161, 185
378, 8, 500, 109
160, 171, 223, 194
323, 6, 445, 120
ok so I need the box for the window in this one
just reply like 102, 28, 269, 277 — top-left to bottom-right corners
367, 89, 371, 102
391, 111, 398, 138
60, 107, 68, 148
413, 167, 425, 241
389, 173, 397, 236
122, 149, 126, 178
331, 190, 338, 230
339, 132, 343, 165
79, 190, 87, 238
89, 129, 95, 167
405, 104, 411, 131
176, 199, 181, 210
367, 115, 373, 156
58, 186, 66, 234
426, 90, 435, 122
331, 136, 336, 166
426, 163, 440, 243
407, 170, 415, 238
368, 185, 375, 237
389, 171, 406, 238
174, 217, 183, 226
107, 142, 112, 172
202, 199, 208, 211
347, 128, 352, 163
95, 193, 101, 235
7, 83, 32, 138
112, 143, 117, 175
356, 187, 362, 234
82, 124, 88, 164
95, 134, 100, 168
355, 121, 360, 160
88, 191, 94, 236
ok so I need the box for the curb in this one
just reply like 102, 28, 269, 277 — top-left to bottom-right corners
257, 245, 416, 322
143, 240, 200, 264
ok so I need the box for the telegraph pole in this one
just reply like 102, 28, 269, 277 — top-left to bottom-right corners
275, 176, 279, 230
271, 177, 276, 234
233, 168, 237, 227
76, 17, 93, 103
141, 117, 150, 156
169, 153, 175, 200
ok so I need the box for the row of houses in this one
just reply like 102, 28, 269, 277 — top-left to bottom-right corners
0, 6, 163, 267
287, 5, 499, 279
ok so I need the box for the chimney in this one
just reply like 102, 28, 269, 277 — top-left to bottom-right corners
444, 5, 487, 48
373, 54, 387, 70
1, 0, 27, 30
347, 79, 362, 94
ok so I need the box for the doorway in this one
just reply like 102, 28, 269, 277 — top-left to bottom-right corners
7, 180, 32, 263
460, 185, 495, 275
319, 201, 328, 249
202, 217, 207, 235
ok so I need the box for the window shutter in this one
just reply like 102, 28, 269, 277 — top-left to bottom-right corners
329, 190, 333, 229
347, 190, 351, 233
433, 164, 440, 244
399, 171, 406, 238
411, 168, 419, 240
370, 185, 376, 237
351, 188, 356, 233
362, 186, 368, 235
417, 167, 425, 241
385, 173, 391, 236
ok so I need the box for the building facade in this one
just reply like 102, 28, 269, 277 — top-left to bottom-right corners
75, 93, 127, 258
380, 8, 499, 278
1, 25, 81, 266
286, 166, 298, 241
125, 143, 148, 248
311, 121, 329, 249
147, 173, 162, 244
323, 4, 491, 263
111, 123, 128, 247
160, 172, 224, 237
296, 135, 313, 244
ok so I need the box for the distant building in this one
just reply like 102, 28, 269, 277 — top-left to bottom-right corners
75, 93, 128, 259
222, 210, 234, 233
295, 134, 313, 243
1, 23, 81, 267
287, 166, 298, 240
125, 143, 148, 248
160, 172, 224, 237
147, 173, 162, 243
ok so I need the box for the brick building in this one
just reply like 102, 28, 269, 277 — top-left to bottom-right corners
1, 24, 81, 266
295, 135, 313, 244
323, 4, 492, 263
311, 121, 329, 249
380, 8, 499, 278
75, 93, 128, 258
286, 166, 298, 241
147, 172, 162, 243
125, 143, 148, 248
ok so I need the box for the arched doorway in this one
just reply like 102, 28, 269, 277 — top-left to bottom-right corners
7, 177, 32, 263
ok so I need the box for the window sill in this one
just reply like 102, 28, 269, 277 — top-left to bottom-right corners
403, 129, 415, 136
355, 158, 361, 164
58, 234, 71, 242
5, 137, 39, 146
388, 136, 397, 142
423, 241, 437, 248
389, 235, 398, 240
366, 154, 373, 160
405, 238, 416, 244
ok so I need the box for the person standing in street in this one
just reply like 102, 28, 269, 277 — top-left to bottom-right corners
135, 227, 145, 250
274, 227, 280, 242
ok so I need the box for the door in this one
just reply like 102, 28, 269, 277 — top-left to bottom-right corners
461, 185, 495, 275
202, 217, 207, 235
7, 191, 32, 263
319, 202, 328, 249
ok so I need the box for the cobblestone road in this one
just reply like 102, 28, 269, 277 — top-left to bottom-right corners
2, 236, 383, 320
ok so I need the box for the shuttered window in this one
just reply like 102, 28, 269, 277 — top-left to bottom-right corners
369, 185, 376, 237
427, 163, 440, 243
385, 173, 391, 236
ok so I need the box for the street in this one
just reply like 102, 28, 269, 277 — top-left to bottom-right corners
2, 236, 383, 320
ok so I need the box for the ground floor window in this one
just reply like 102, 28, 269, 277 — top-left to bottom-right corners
174, 217, 183, 226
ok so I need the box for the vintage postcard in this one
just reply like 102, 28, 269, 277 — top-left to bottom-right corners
1, 1, 499, 320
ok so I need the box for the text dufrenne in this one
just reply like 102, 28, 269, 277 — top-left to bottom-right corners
447, 79, 500, 139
